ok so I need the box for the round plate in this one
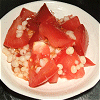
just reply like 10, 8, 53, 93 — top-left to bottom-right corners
1, 1, 99, 99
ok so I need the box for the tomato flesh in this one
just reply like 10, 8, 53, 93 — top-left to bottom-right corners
33, 3, 52, 24
4, 16, 29, 48
39, 22, 74, 48
61, 16, 80, 31
28, 42, 58, 87
54, 48, 85, 80
84, 57, 95, 67
73, 24, 89, 56
20, 8, 35, 21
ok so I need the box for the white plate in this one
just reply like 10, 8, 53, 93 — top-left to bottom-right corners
1, 1, 99, 99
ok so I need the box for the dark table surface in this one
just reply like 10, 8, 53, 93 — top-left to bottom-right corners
0, 0, 100, 100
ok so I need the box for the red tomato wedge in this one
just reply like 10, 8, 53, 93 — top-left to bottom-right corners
39, 22, 74, 48
32, 41, 50, 58
84, 57, 95, 67
20, 8, 35, 21
33, 3, 53, 24
48, 72, 59, 83
62, 67, 85, 80
28, 41, 58, 87
29, 29, 45, 48
27, 18, 39, 32
29, 59, 58, 87
4, 16, 29, 48
73, 24, 89, 56
54, 48, 85, 80
61, 16, 80, 31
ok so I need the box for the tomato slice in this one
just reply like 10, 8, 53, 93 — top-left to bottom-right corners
32, 41, 50, 59
61, 16, 80, 31
84, 57, 95, 67
29, 29, 45, 48
33, 3, 53, 24
29, 59, 58, 87
20, 8, 35, 21
4, 16, 29, 48
54, 48, 85, 80
27, 18, 39, 32
39, 22, 74, 48
28, 42, 58, 87
73, 24, 89, 56
48, 72, 59, 83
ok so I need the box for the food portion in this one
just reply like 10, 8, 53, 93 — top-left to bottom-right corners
2, 3, 95, 87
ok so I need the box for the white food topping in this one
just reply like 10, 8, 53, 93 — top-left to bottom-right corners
71, 65, 77, 73
66, 47, 74, 55
79, 56, 86, 64
66, 30, 76, 40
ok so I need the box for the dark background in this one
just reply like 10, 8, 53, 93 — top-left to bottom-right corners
0, 0, 100, 100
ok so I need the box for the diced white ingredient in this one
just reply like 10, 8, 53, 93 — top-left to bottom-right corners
26, 52, 31, 55
79, 63, 84, 67
79, 56, 86, 64
64, 16, 69, 22
55, 49, 61, 54
59, 18, 64, 22
2, 47, 11, 56
22, 25, 26, 30
66, 47, 74, 55
36, 67, 41, 73
7, 54, 13, 63
23, 73, 28, 77
11, 60, 19, 67
20, 49, 26, 56
25, 52, 31, 60
21, 67, 26, 72
16, 57, 19, 61
57, 64, 63, 69
71, 65, 77, 73
20, 56, 26, 62
58, 70, 63, 75
23, 61, 28, 67
16, 30, 23, 34
33, 42, 46, 53
49, 46, 55, 53
76, 65, 80, 70
16, 32, 23, 38
12, 55, 16, 60
51, 54, 57, 59
22, 20, 28, 26
23, 44, 29, 50
40, 58, 48, 67
14, 67, 20, 73
18, 61, 23, 65
18, 73, 23, 78
75, 60, 79, 65
66, 31, 76, 40
17, 25, 23, 31
9, 48, 15, 54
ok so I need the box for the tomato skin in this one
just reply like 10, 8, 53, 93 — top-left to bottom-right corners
4, 16, 29, 48
29, 29, 45, 48
73, 24, 89, 56
29, 59, 58, 87
33, 3, 52, 24
20, 8, 35, 21
48, 72, 59, 83
27, 18, 39, 32
61, 16, 80, 31
84, 57, 95, 67
39, 22, 74, 48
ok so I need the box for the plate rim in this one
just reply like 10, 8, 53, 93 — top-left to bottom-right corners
1, 0, 99, 99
